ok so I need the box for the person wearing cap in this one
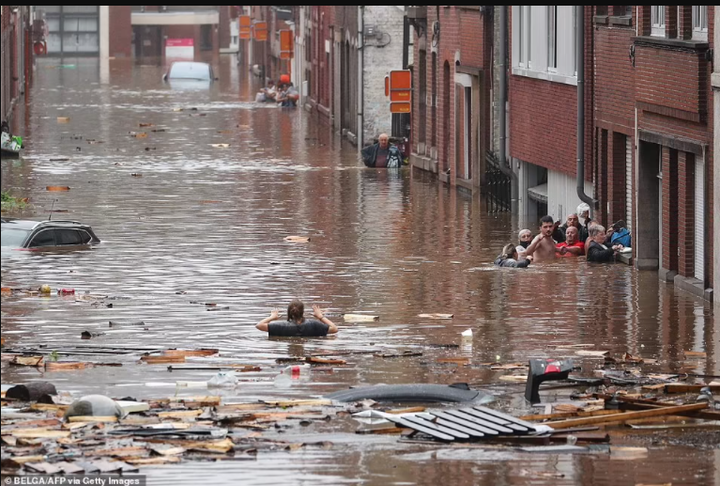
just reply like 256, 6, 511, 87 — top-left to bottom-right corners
577, 203, 592, 242
516, 229, 532, 257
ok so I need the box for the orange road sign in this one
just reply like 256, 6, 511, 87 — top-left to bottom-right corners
239, 15, 251, 40
253, 21, 268, 42
390, 102, 411, 114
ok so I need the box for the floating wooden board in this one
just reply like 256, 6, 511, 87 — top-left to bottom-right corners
162, 348, 219, 357
141, 355, 185, 364
342, 314, 379, 322
544, 403, 708, 429
417, 313, 453, 320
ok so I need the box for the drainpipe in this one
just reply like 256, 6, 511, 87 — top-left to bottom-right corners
357, 6, 365, 151
497, 6, 518, 212
576, 6, 596, 208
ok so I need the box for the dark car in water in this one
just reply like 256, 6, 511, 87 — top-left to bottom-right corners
1, 218, 100, 253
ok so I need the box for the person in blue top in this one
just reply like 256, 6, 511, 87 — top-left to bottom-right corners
256, 299, 338, 337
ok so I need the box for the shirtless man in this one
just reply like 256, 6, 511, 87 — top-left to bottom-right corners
524, 215, 557, 263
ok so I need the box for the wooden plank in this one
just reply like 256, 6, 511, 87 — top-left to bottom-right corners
593, 393, 720, 421
163, 349, 219, 357
520, 409, 619, 422
141, 355, 185, 364
544, 403, 708, 429
306, 357, 346, 365
664, 384, 720, 394
67, 416, 118, 423
386, 407, 426, 414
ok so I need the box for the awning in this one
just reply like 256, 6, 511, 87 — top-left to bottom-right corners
527, 183, 548, 204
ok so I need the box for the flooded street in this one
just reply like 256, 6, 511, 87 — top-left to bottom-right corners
2, 56, 719, 485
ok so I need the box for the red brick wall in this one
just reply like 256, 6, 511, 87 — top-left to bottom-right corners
636, 46, 704, 117
109, 6, 132, 59
677, 151, 695, 277
594, 19, 635, 134
661, 147, 678, 272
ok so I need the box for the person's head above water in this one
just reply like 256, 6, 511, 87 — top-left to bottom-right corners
539, 215, 554, 237
501, 243, 517, 259
287, 299, 305, 324
378, 133, 390, 149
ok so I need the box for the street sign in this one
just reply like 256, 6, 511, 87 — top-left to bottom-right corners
279, 29, 293, 59
388, 69, 412, 110
390, 102, 411, 114
239, 15, 251, 40
252, 21, 268, 42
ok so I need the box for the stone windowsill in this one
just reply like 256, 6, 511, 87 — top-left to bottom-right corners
511, 67, 577, 87
609, 15, 632, 27
632, 36, 709, 50
594, 15, 608, 25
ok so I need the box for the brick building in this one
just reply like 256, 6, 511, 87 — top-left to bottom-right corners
409, 6, 492, 192
509, 6, 594, 222
1, 6, 34, 122
714, 10, 720, 308
628, 6, 714, 301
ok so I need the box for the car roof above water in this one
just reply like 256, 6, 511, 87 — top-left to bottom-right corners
1, 219, 89, 230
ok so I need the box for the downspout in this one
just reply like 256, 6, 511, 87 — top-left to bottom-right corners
576, 6, 596, 208
497, 6, 518, 212
358, 6, 365, 151
498, 6, 512, 178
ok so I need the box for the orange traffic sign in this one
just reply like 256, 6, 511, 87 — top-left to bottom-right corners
239, 15, 251, 40
390, 90, 411, 102
253, 21, 268, 42
280, 30, 293, 52
390, 102, 411, 114
390, 70, 411, 89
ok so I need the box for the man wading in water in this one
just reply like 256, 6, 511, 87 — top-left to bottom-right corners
524, 215, 557, 263
256, 300, 338, 337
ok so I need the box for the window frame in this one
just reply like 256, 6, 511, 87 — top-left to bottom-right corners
548, 6, 558, 71
651, 5, 665, 37
692, 5, 708, 41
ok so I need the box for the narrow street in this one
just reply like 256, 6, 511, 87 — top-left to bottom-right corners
1, 56, 718, 485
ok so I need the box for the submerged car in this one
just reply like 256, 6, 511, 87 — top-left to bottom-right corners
1, 218, 100, 252
163, 61, 217, 83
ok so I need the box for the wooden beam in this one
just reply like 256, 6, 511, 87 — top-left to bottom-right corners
544, 403, 708, 429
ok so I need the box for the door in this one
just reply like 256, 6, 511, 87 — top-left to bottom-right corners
694, 155, 704, 282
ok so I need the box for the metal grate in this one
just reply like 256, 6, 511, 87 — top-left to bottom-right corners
384, 406, 537, 442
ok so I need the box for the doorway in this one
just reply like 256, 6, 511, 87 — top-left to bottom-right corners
636, 141, 660, 270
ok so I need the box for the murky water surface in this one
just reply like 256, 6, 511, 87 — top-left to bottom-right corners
2, 57, 718, 485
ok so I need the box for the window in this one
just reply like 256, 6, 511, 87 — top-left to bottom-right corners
513, 6, 576, 85
29, 230, 55, 248
518, 6, 532, 67
651, 6, 665, 37
56, 229, 82, 245
692, 5, 707, 41
548, 6, 557, 70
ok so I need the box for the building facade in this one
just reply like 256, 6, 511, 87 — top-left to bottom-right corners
1, 6, 34, 122
408, 6, 492, 192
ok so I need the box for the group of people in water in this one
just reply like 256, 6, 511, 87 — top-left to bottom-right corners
255, 74, 299, 108
495, 203, 632, 268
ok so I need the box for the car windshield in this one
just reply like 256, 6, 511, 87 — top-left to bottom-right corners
1, 227, 31, 247
168, 62, 211, 80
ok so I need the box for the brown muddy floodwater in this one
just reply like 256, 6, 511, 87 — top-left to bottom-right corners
1, 56, 718, 486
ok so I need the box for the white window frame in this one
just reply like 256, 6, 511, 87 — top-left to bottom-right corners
651, 5, 666, 37
692, 5, 707, 41
548, 6, 557, 71
518, 6, 532, 68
